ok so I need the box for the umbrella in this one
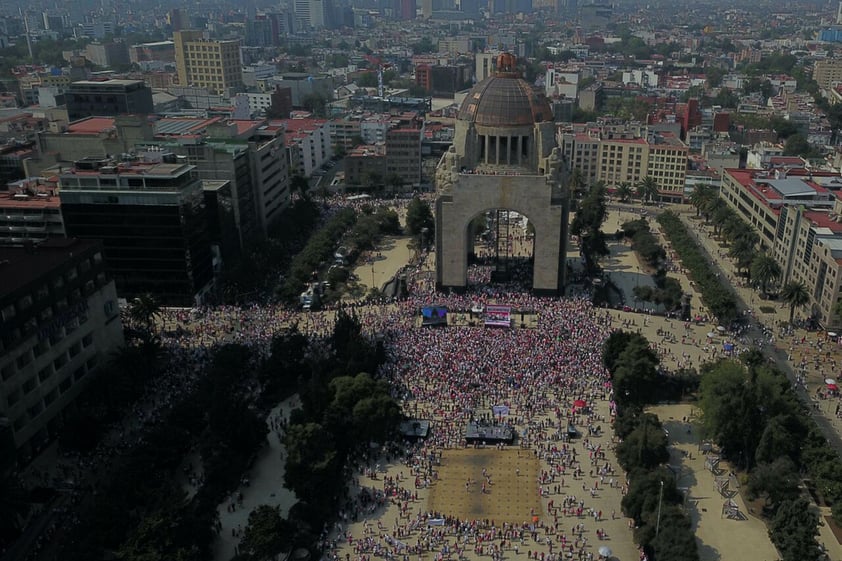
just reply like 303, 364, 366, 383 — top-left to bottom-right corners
828, 383, 839, 391
826, 378, 837, 385
573, 399, 587, 408
717, 325, 727, 333
598, 546, 612, 557
706, 331, 716, 338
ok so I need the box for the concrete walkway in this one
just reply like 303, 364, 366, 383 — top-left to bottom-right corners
211, 395, 300, 561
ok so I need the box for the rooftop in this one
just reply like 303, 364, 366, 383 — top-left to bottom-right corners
66, 117, 117, 135
0, 238, 100, 300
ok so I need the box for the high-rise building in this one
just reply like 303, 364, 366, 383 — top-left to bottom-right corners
65, 80, 154, 121
0, 237, 124, 460
168, 8, 186, 31
174, 30, 244, 95
293, 0, 339, 29
57, 156, 215, 305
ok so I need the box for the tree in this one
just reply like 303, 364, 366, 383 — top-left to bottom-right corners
747, 457, 800, 511
290, 175, 310, 200
0, 474, 30, 549
615, 181, 633, 202
571, 182, 609, 273
128, 293, 161, 332
783, 133, 812, 157
750, 253, 782, 296
405, 197, 434, 237
728, 237, 755, 275
688, 184, 717, 218
636, 176, 659, 204
240, 505, 295, 560
769, 498, 823, 561
780, 280, 810, 323
616, 414, 670, 471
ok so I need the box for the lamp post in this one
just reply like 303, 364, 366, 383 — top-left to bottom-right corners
656, 479, 664, 537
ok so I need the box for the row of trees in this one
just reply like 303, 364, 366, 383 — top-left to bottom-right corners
602, 332, 699, 561
222, 199, 322, 304
278, 208, 358, 301
656, 211, 739, 323
698, 355, 835, 561
688, 187, 812, 322
621, 219, 684, 312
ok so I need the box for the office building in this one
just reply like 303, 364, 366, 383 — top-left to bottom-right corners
65, 80, 154, 121
0, 237, 124, 460
0, 178, 65, 246
174, 30, 244, 95
720, 167, 842, 326
57, 156, 214, 305
560, 125, 689, 202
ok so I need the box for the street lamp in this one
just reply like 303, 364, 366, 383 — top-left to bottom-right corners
656, 479, 664, 537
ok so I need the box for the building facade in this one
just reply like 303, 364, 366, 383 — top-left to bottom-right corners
65, 80, 154, 121
174, 30, 244, 95
0, 238, 124, 460
58, 156, 214, 305
0, 179, 65, 246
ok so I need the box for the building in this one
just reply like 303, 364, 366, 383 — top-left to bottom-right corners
560, 125, 689, 202
0, 237, 124, 460
173, 30, 244, 95
129, 41, 176, 65
344, 119, 422, 188
436, 53, 569, 294
0, 178, 65, 246
414, 63, 472, 97
294, 0, 335, 29
720, 168, 842, 326
814, 58, 842, 91
270, 73, 334, 107
277, 117, 333, 177
57, 156, 214, 305
65, 80, 154, 121
84, 42, 130, 69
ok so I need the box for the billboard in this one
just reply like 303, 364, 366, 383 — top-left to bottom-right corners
484, 305, 511, 327
421, 306, 448, 326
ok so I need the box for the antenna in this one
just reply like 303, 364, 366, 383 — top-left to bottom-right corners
20, 7, 34, 60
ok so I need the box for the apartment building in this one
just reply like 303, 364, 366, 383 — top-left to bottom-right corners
174, 30, 243, 95
277, 117, 332, 177
0, 238, 124, 460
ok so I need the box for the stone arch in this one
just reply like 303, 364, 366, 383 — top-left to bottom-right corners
436, 173, 569, 296
464, 206, 537, 284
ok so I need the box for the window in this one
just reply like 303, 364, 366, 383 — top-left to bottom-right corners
38, 365, 53, 383
22, 377, 36, 393
16, 351, 32, 369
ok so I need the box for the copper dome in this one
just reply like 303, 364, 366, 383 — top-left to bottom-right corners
457, 74, 553, 127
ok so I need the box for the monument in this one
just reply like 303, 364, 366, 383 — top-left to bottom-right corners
435, 53, 571, 295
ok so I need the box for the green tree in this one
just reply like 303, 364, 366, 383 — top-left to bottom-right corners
783, 133, 812, 157
780, 280, 810, 323
405, 197, 434, 237
240, 505, 294, 560
728, 237, 755, 275
636, 176, 660, 204
750, 253, 782, 296
688, 184, 717, 218
615, 181, 633, 202
571, 182, 609, 273
616, 414, 670, 471
127, 293, 161, 332
747, 457, 800, 511
769, 498, 822, 561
